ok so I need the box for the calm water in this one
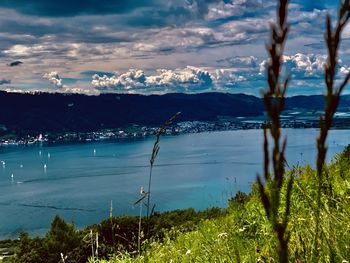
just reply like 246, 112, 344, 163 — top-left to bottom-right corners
0, 129, 349, 238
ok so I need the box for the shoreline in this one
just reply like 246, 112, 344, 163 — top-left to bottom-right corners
0, 119, 325, 147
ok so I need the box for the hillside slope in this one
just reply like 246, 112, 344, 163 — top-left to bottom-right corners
99, 146, 350, 263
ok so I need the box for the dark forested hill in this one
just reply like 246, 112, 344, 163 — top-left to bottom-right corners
0, 91, 349, 135
0, 92, 263, 135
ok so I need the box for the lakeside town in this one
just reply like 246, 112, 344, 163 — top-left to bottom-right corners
3, 112, 350, 146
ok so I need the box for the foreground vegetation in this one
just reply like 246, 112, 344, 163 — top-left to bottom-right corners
86, 145, 350, 263
1, 208, 224, 262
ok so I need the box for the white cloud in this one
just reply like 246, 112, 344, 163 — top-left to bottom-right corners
91, 66, 214, 92
43, 71, 99, 94
3, 88, 26, 93
340, 66, 350, 75
62, 86, 99, 95
259, 53, 327, 78
91, 69, 146, 91
146, 66, 213, 87
283, 53, 327, 77
215, 69, 246, 87
43, 71, 64, 88
91, 66, 252, 93
3, 44, 47, 57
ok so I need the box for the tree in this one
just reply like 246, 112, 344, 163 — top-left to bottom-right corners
45, 215, 81, 263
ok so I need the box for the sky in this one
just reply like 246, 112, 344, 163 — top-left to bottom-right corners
0, 0, 349, 96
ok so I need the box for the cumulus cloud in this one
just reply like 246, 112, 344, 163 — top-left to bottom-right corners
92, 69, 146, 91
42, 71, 99, 94
91, 66, 214, 92
215, 69, 246, 87
91, 66, 249, 93
283, 53, 327, 77
146, 66, 213, 88
259, 53, 327, 78
43, 71, 64, 88
0, 78, 11, 85
256, 52, 350, 92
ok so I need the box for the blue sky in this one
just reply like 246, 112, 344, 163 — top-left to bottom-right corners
0, 0, 349, 96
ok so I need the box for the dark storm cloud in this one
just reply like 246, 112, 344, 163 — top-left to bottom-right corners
8, 61, 23, 67
0, 17, 132, 44
0, 0, 231, 27
0, 79, 11, 85
0, 20, 64, 38
0, 0, 156, 17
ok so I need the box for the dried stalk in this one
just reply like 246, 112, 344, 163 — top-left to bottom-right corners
146, 111, 181, 218
256, 0, 293, 262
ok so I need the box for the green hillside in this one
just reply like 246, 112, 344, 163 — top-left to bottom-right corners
94, 145, 350, 263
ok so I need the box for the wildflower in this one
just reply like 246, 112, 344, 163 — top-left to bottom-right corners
217, 232, 228, 238
238, 227, 246, 232
60, 253, 67, 263
185, 249, 191, 255
257, 256, 264, 262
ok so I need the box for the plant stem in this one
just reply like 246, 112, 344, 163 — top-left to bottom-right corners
313, 2, 350, 260
256, 0, 292, 262
146, 166, 153, 219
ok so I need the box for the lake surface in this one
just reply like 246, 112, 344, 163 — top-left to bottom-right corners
0, 129, 349, 238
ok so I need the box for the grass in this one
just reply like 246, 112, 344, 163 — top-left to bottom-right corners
313, 2, 350, 260
93, 146, 350, 262
0, 239, 18, 262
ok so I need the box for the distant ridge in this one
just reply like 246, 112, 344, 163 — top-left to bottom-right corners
0, 91, 350, 135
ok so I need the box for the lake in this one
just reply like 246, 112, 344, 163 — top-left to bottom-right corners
0, 128, 349, 238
